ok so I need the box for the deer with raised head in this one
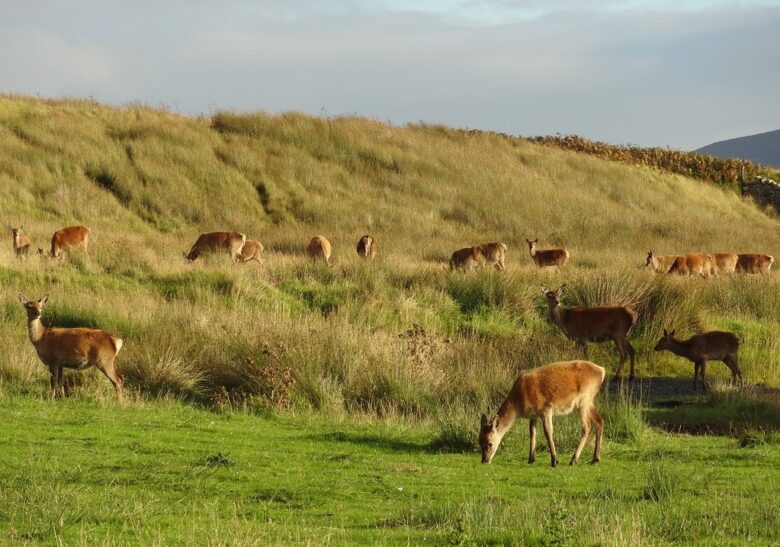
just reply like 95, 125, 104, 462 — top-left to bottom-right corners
479, 360, 605, 467
526, 239, 569, 268
542, 284, 637, 380
307, 235, 332, 266
50, 225, 90, 259
473, 242, 507, 270
356, 235, 378, 260
238, 239, 264, 264
18, 294, 124, 400
449, 246, 483, 271
11, 226, 31, 257
645, 250, 680, 273
654, 329, 742, 391
736, 253, 774, 274
667, 253, 714, 276
711, 253, 738, 275
186, 231, 246, 262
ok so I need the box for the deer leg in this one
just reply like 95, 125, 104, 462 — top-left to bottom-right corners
98, 359, 124, 402
693, 361, 701, 390
625, 340, 637, 381
542, 411, 558, 468
590, 407, 604, 464
613, 338, 626, 380
48, 366, 58, 399
570, 404, 592, 465
528, 418, 538, 464
700, 360, 709, 391
725, 354, 742, 385
579, 340, 589, 360
57, 367, 67, 398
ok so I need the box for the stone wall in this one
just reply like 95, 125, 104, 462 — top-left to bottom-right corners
742, 176, 780, 215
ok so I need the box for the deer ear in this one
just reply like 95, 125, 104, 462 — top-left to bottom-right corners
558, 283, 567, 293
540, 285, 548, 294
17, 293, 28, 304
491, 417, 499, 430
480, 414, 488, 427
663, 328, 668, 336
669, 329, 675, 337
38, 294, 49, 305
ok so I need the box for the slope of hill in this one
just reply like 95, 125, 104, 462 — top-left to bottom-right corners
697, 129, 780, 169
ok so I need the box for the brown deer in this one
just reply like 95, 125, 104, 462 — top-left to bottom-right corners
449, 246, 483, 271
667, 253, 714, 276
542, 284, 637, 380
645, 250, 680, 273
479, 360, 605, 467
238, 239, 264, 264
473, 242, 507, 270
654, 329, 742, 390
50, 225, 90, 259
356, 235, 378, 260
711, 253, 738, 275
11, 226, 31, 257
18, 294, 124, 400
526, 239, 569, 268
736, 253, 774, 274
186, 231, 246, 262
307, 235, 332, 265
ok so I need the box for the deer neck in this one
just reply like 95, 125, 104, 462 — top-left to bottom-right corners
494, 394, 520, 440
666, 338, 694, 360
528, 246, 536, 258
27, 316, 45, 344
548, 302, 565, 330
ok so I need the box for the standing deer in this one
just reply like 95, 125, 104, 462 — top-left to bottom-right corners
526, 239, 569, 268
307, 235, 332, 266
668, 253, 714, 277
449, 246, 483, 271
238, 239, 264, 264
479, 360, 605, 467
736, 253, 774, 274
473, 242, 507, 270
645, 250, 680, 273
186, 231, 246, 262
11, 226, 31, 257
356, 235, 378, 260
542, 284, 637, 380
654, 329, 742, 390
711, 253, 738, 275
18, 294, 124, 400
50, 225, 90, 259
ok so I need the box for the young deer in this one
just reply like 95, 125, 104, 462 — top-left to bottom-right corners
668, 253, 713, 277
11, 226, 31, 257
479, 360, 605, 467
526, 239, 569, 268
449, 246, 483, 271
473, 242, 507, 270
356, 235, 378, 260
50, 225, 90, 259
542, 284, 637, 380
711, 253, 738, 275
645, 250, 680, 273
736, 253, 774, 274
654, 329, 742, 391
238, 239, 264, 264
307, 235, 332, 266
18, 294, 124, 400
186, 231, 246, 262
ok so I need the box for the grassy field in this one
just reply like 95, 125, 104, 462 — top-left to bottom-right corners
1, 94, 780, 544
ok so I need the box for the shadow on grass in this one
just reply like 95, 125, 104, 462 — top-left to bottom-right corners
306, 431, 453, 454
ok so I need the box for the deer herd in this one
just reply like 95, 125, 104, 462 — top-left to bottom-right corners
9, 224, 776, 467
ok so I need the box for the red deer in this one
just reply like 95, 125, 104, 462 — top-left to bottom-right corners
449, 246, 483, 271
356, 235, 378, 260
711, 253, 738, 275
307, 235, 332, 266
645, 250, 680, 273
186, 231, 246, 262
668, 253, 713, 276
542, 284, 637, 380
238, 239, 264, 264
11, 226, 31, 257
18, 293, 124, 400
526, 239, 569, 268
473, 242, 507, 270
654, 329, 742, 390
50, 225, 90, 259
479, 360, 605, 467
736, 253, 774, 274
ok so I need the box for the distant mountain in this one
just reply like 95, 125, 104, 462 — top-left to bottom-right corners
696, 129, 780, 169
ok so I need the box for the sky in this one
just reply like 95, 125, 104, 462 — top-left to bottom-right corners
1, 0, 778, 149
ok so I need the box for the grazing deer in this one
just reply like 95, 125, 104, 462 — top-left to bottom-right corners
18, 294, 124, 400
645, 250, 680, 273
449, 246, 483, 271
11, 226, 31, 257
736, 253, 774, 274
186, 231, 246, 262
654, 329, 742, 390
542, 284, 637, 380
50, 225, 90, 259
479, 360, 605, 467
356, 235, 378, 260
307, 235, 332, 265
711, 253, 738, 275
238, 239, 264, 264
473, 242, 507, 270
526, 239, 569, 268
667, 253, 713, 277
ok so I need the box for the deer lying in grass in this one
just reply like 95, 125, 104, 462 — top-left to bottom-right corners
356, 235, 377, 260
11, 226, 31, 257
186, 231, 246, 262
449, 246, 483, 271
542, 284, 637, 380
654, 329, 742, 391
736, 253, 774, 274
479, 360, 605, 467
711, 253, 738, 275
307, 235, 332, 266
668, 253, 713, 276
18, 294, 124, 400
238, 239, 264, 264
473, 242, 507, 270
645, 250, 680, 273
526, 239, 569, 268
50, 225, 90, 259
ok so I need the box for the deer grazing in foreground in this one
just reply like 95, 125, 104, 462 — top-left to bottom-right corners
18, 294, 124, 400
710, 253, 738, 275
736, 253, 774, 274
667, 253, 713, 276
526, 239, 569, 268
11, 226, 31, 257
645, 250, 680, 273
449, 246, 483, 271
479, 360, 605, 467
473, 242, 507, 270
49, 225, 90, 259
542, 284, 637, 380
307, 235, 332, 266
238, 239, 264, 264
356, 235, 378, 260
186, 231, 246, 262
654, 329, 742, 391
